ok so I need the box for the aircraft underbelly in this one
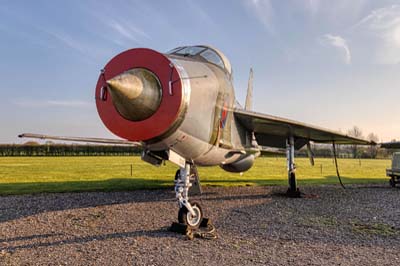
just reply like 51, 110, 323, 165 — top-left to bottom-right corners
146, 128, 240, 166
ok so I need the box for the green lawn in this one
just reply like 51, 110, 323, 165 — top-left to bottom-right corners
0, 156, 392, 195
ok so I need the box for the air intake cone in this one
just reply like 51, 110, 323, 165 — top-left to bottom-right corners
106, 68, 162, 121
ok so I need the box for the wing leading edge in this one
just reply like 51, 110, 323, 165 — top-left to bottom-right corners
18, 133, 142, 146
234, 109, 373, 149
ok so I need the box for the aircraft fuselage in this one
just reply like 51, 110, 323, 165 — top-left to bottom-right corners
95, 46, 257, 171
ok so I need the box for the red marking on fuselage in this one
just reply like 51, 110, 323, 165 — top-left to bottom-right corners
220, 101, 228, 129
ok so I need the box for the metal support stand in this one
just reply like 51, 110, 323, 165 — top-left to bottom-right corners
286, 135, 301, 197
332, 141, 346, 189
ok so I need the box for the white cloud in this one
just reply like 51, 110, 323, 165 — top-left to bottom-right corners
12, 99, 92, 108
352, 5, 400, 64
321, 34, 351, 64
36, 27, 108, 62
47, 31, 87, 54
354, 5, 400, 30
245, 0, 275, 34
106, 19, 150, 45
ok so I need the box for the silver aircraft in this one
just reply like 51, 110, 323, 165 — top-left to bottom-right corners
20, 45, 372, 228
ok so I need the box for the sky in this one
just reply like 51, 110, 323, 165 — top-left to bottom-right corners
0, 0, 400, 143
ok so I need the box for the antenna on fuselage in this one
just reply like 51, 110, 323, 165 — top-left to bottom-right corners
245, 68, 253, 111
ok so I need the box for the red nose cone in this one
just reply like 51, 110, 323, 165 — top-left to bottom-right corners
95, 48, 183, 141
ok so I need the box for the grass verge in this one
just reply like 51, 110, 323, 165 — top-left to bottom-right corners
0, 156, 391, 195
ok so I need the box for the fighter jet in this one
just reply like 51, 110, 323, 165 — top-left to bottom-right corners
20, 45, 373, 228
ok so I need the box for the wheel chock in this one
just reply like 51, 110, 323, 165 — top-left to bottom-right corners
169, 222, 189, 235
169, 218, 217, 240
200, 217, 211, 228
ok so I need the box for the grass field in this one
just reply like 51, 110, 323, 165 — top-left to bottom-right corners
0, 156, 392, 195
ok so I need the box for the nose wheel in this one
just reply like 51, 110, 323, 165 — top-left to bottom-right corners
178, 201, 203, 228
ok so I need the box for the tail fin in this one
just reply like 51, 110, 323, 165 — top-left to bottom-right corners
245, 68, 253, 110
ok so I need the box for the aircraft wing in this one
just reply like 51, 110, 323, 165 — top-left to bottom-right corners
381, 141, 400, 149
234, 109, 373, 149
18, 133, 142, 146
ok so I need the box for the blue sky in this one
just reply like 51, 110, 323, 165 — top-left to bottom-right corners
1, 0, 400, 143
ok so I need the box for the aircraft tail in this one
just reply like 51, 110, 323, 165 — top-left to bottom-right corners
245, 68, 253, 110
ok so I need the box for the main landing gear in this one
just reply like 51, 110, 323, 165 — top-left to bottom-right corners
286, 135, 301, 198
174, 163, 203, 228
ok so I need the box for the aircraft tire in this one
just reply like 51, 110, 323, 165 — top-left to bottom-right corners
178, 201, 203, 229
289, 172, 296, 191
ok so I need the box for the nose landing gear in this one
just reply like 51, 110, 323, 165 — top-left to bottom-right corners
170, 162, 216, 239
174, 163, 203, 228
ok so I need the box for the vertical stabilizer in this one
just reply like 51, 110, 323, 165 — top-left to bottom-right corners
245, 68, 253, 110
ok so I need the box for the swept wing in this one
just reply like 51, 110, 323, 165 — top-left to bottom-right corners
18, 133, 141, 146
234, 109, 373, 149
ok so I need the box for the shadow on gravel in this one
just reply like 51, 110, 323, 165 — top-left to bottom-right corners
0, 180, 176, 223
0, 233, 63, 243
1, 228, 177, 252
0, 176, 387, 196
0, 178, 174, 195
204, 193, 272, 202
0, 178, 392, 224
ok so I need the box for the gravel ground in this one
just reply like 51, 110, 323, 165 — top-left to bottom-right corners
0, 184, 400, 266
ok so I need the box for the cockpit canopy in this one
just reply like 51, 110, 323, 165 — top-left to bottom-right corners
167, 45, 232, 76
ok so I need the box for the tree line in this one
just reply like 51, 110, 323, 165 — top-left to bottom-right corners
1, 126, 396, 158
298, 126, 396, 159
297, 143, 394, 159
0, 142, 142, 156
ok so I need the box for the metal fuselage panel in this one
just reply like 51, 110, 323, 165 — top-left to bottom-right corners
146, 55, 247, 166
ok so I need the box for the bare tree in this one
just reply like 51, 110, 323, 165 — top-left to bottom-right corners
367, 132, 379, 158
347, 126, 363, 158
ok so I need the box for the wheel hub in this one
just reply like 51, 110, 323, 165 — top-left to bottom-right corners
187, 206, 201, 227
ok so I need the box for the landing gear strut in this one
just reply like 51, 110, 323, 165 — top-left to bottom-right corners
286, 135, 301, 197
174, 163, 203, 228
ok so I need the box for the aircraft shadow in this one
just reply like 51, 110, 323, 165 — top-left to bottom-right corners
202, 176, 388, 186
0, 233, 64, 243
0, 178, 176, 223
1, 228, 178, 252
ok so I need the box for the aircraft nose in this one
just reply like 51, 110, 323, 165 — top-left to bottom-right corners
106, 68, 162, 121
